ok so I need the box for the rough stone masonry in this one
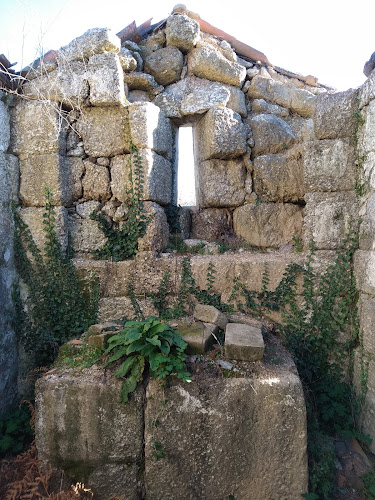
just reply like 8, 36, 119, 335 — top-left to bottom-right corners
1, 1, 375, 496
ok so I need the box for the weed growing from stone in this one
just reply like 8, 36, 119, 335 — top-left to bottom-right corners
90, 144, 151, 261
166, 235, 206, 255
151, 266, 172, 319
281, 234, 370, 498
216, 239, 255, 254
127, 281, 145, 321
292, 235, 303, 253
230, 261, 301, 319
165, 258, 232, 319
164, 203, 181, 234
13, 189, 99, 365
151, 441, 165, 460
104, 317, 191, 403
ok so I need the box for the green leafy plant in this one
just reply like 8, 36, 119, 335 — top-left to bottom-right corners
292, 235, 303, 253
152, 266, 172, 319
279, 233, 366, 498
164, 203, 181, 235
90, 144, 151, 261
13, 189, 99, 364
0, 404, 33, 458
167, 234, 187, 253
193, 260, 228, 311
280, 233, 360, 432
167, 235, 206, 255
151, 441, 165, 460
362, 468, 375, 499
230, 262, 301, 319
104, 317, 191, 402
166, 258, 231, 318
284, 235, 366, 497
206, 261, 216, 294
127, 281, 145, 321
216, 239, 255, 254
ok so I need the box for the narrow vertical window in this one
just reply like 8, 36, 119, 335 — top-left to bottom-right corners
177, 126, 196, 207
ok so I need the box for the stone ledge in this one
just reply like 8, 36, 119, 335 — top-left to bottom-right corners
73, 251, 306, 300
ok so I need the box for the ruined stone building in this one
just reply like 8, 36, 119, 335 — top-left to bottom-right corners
1, 4, 375, 498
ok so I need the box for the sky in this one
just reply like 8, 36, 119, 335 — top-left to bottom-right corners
0, 0, 374, 91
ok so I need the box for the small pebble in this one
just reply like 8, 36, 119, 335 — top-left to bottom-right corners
216, 360, 234, 370
334, 457, 343, 470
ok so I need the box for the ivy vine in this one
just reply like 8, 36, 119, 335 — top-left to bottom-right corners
90, 144, 151, 261
13, 189, 99, 364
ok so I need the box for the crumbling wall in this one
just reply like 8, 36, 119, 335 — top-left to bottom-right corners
6, 5, 373, 438
0, 92, 19, 416
8, 11, 362, 330
14, 13, 330, 319
7, 6, 375, 498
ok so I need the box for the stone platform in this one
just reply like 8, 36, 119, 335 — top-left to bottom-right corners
35, 337, 308, 500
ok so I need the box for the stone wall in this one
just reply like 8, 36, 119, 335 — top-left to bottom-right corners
0, 92, 19, 416
354, 69, 375, 453
11, 14, 328, 265
7, 10, 364, 380
8, 11, 339, 325
5, 1, 375, 468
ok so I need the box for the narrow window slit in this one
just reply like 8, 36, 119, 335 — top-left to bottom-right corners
177, 126, 196, 207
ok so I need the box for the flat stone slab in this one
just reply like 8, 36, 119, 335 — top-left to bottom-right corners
175, 320, 216, 354
225, 323, 264, 361
87, 322, 119, 335
194, 304, 228, 330
227, 314, 263, 329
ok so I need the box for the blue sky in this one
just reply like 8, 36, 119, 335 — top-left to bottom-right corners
0, 0, 374, 91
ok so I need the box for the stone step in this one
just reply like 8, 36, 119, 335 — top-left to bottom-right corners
74, 250, 306, 299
